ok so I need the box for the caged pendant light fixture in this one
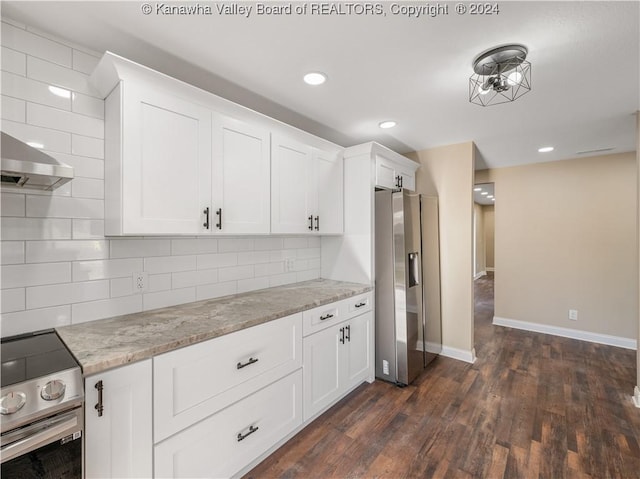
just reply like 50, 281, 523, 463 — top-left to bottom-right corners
469, 44, 531, 106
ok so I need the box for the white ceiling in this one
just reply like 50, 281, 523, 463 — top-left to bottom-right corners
2, 1, 638, 169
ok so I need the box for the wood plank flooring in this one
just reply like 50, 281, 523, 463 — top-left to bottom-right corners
246, 274, 640, 478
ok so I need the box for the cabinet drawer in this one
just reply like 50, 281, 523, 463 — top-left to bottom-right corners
344, 292, 372, 320
153, 313, 302, 442
302, 301, 342, 337
155, 369, 302, 479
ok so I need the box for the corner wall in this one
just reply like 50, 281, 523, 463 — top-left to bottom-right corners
408, 142, 475, 362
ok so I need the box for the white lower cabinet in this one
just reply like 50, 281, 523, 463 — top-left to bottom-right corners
84, 359, 153, 479
83, 295, 372, 479
154, 369, 302, 479
303, 310, 373, 421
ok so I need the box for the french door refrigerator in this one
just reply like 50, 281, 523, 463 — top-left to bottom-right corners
374, 189, 441, 386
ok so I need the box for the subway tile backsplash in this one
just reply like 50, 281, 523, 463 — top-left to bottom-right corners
0, 19, 322, 337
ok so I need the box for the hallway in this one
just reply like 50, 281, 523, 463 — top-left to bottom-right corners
247, 274, 640, 478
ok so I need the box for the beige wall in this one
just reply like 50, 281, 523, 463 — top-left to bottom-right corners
636, 112, 639, 394
474, 203, 486, 275
482, 152, 637, 339
484, 205, 495, 269
408, 142, 475, 355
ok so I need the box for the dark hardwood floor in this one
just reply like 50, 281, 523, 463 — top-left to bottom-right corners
246, 273, 640, 478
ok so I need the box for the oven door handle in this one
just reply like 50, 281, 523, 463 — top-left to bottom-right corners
0, 409, 80, 464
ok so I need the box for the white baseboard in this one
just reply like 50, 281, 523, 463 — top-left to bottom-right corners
486, 267, 495, 272
473, 271, 486, 280
440, 346, 476, 364
493, 316, 637, 350
634, 386, 640, 408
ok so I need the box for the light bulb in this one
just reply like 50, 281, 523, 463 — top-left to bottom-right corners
507, 71, 522, 86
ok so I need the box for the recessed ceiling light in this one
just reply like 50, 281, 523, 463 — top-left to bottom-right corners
491, 198, 495, 201
474, 187, 482, 192
481, 192, 488, 196
48, 85, 71, 98
487, 195, 494, 199
538, 146, 554, 153
303, 72, 327, 86
379, 121, 397, 129
26, 141, 44, 149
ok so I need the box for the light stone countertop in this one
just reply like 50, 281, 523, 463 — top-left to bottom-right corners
56, 279, 372, 376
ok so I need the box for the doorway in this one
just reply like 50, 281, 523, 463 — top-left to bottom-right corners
473, 183, 495, 319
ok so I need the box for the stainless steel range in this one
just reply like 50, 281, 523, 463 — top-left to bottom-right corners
1, 329, 84, 477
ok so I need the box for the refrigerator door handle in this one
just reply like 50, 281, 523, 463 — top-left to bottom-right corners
408, 252, 421, 288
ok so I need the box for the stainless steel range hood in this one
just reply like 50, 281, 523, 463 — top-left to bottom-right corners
1, 132, 74, 190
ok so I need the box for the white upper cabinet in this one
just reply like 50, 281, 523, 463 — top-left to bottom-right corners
211, 114, 270, 234
375, 153, 417, 191
105, 82, 212, 235
271, 134, 344, 235
271, 134, 315, 234
92, 53, 344, 236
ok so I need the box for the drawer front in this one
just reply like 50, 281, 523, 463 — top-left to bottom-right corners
155, 369, 303, 479
302, 301, 342, 337
344, 292, 372, 319
154, 313, 302, 442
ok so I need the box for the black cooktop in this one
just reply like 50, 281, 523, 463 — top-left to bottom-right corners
1, 330, 79, 388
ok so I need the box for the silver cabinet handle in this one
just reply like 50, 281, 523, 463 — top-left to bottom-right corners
308, 215, 313, 230
339, 327, 345, 344
237, 425, 259, 442
237, 357, 259, 369
320, 313, 334, 321
314, 216, 319, 231
345, 325, 351, 342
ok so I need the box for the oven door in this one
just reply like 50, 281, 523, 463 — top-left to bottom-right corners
1, 406, 83, 478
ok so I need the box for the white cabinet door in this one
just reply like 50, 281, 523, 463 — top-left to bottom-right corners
343, 311, 373, 389
271, 134, 315, 234
118, 83, 212, 235
85, 360, 152, 479
375, 155, 398, 190
303, 323, 342, 421
212, 114, 270, 234
314, 148, 343, 234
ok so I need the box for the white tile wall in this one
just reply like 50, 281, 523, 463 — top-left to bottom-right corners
0, 19, 322, 337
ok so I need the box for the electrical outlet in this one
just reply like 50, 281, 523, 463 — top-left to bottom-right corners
382, 359, 390, 375
284, 258, 295, 272
569, 309, 578, 321
133, 272, 148, 294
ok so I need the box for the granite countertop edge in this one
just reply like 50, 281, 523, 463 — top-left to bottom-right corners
56, 279, 372, 377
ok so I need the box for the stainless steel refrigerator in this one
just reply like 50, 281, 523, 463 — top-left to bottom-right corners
374, 189, 442, 386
